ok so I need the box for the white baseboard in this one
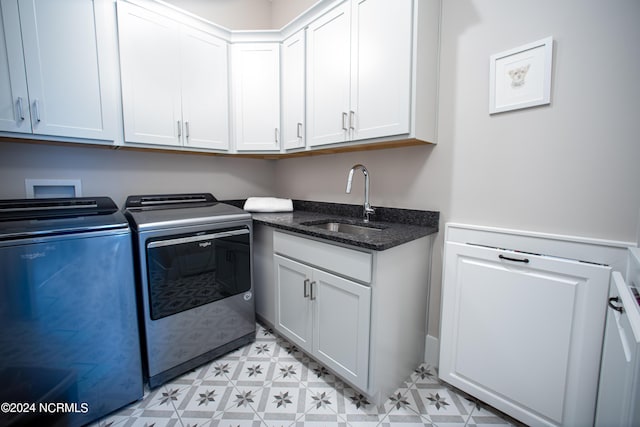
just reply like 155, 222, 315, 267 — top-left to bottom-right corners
424, 334, 439, 368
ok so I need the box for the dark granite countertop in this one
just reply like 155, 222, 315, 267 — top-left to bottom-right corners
225, 200, 439, 251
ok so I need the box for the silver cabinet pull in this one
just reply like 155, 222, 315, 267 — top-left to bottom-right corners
177, 120, 181, 138
342, 112, 348, 131
297, 122, 302, 139
16, 97, 25, 121
303, 278, 310, 298
310, 281, 316, 300
275, 127, 279, 143
33, 99, 41, 122
349, 110, 355, 130
185, 121, 190, 139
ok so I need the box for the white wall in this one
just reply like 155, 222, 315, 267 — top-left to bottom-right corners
274, 0, 640, 337
444, 0, 640, 240
0, 141, 277, 207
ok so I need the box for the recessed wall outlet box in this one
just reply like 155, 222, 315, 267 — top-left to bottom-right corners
25, 179, 82, 198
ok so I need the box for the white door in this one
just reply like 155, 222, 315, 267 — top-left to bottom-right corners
231, 43, 280, 152
595, 272, 640, 427
306, 2, 351, 147
118, 2, 182, 146
440, 242, 610, 427
0, 0, 30, 133
281, 30, 305, 150
313, 268, 370, 391
275, 255, 313, 352
350, 0, 412, 141
18, 0, 115, 140
181, 26, 229, 150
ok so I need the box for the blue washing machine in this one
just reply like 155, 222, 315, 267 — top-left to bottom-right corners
0, 197, 143, 427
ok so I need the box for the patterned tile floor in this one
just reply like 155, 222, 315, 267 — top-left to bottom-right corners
90, 323, 520, 427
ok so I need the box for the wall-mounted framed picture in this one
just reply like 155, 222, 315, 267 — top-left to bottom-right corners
489, 36, 553, 114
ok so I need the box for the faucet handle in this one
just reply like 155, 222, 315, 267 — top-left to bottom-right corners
363, 204, 375, 222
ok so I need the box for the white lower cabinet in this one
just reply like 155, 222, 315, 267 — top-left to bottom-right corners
440, 225, 613, 427
254, 226, 434, 404
275, 255, 313, 349
275, 254, 371, 390
595, 262, 640, 427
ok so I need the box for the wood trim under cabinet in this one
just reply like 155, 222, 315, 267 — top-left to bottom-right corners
1, 136, 434, 160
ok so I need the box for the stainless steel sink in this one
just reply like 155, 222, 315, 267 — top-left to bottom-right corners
305, 221, 383, 235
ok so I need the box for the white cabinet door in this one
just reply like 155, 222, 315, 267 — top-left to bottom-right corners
281, 30, 305, 150
306, 2, 350, 147
118, 2, 182, 146
440, 241, 610, 427
232, 43, 280, 152
307, 0, 413, 147
274, 252, 371, 391
1, 0, 115, 140
313, 268, 370, 391
275, 255, 313, 351
0, 0, 30, 133
595, 272, 640, 427
350, 0, 411, 141
181, 27, 229, 150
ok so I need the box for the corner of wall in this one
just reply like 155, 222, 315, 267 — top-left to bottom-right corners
424, 334, 440, 369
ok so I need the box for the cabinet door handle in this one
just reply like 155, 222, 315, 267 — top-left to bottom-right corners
275, 127, 279, 144
303, 279, 310, 298
177, 120, 182, 138
342, 112, 348, 131
297, 122, 302, 139
310, 281, 317, 300
33, 99, 41, 122
349, 110, 355, 130
498, 254, 530, 264
185, 121, 190, 139
608, 296, 624, 313
16, 97, 25, 121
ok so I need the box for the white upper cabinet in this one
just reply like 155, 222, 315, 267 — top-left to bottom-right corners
0, 1, 29, 133
118, 2, 181, 146
180, 27, 229, 151
350, 0, 412, 141
117, 1, 229, 149
231, 43, 280, 152
281, 30, 305, 150
0, 0, 117, 140
307, 0, 414, 148
1, 0, 439, 154
306, 2, 351, 147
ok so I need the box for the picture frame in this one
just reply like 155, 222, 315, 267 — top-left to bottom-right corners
489, 36, 553, 114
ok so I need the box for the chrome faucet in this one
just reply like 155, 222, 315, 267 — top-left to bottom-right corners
346, 164, 375, 223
